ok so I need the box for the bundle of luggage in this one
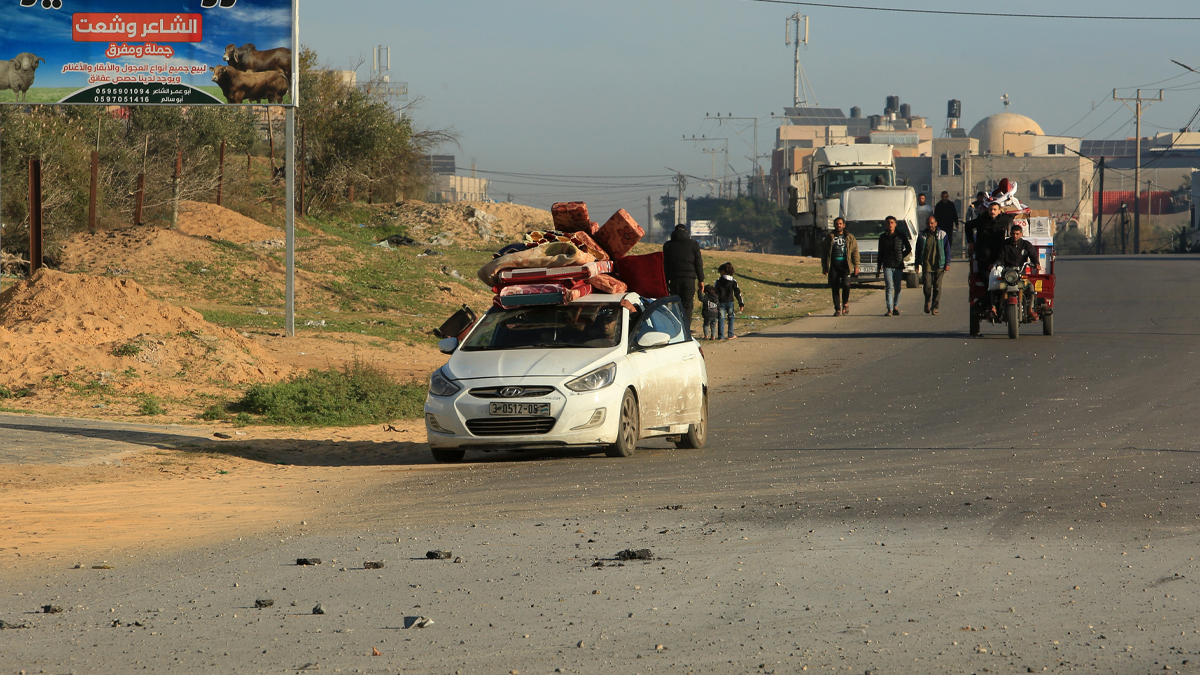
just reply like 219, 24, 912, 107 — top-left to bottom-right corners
475, 201, 667, 310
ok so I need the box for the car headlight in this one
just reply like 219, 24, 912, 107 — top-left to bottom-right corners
565, 363, 617, 392
429, 367, 461, 397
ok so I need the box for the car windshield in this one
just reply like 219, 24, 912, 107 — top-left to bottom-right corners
460, 304, 623, 351
845, 220, 903, 240
822, 169, 894, 199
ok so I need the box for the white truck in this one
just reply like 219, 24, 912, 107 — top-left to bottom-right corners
838, 185, 920, 288
788, 144, 897, 256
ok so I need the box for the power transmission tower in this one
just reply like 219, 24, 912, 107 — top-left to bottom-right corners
785, 13, 818, 108
1113, 88, 1162, 254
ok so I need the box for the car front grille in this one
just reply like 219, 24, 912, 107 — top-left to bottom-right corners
466, 416, 557, 436
860, 252, 878, 264
469, 386, 556, 399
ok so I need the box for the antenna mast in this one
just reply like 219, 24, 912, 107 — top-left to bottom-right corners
786, 13, 818, 108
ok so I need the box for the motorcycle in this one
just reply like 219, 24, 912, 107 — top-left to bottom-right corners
968, 251, 1055, 339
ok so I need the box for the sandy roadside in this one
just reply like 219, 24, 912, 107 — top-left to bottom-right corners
0, 288, 879, 575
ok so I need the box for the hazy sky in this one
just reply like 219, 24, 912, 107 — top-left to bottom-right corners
305, 0, 1200, 217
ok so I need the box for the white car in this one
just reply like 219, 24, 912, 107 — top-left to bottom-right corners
423, 293, 708, 462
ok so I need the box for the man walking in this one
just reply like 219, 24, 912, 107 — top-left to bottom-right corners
916, 214, 950, 315
820, 217, 859, 316
663, 224, 704, 331
875, 215, 912, 316
916, 193, 933, 229
933, 191, 960, 258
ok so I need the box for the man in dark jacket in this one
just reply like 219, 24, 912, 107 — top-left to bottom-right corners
997, 225, 1040, 272
662, 224, 704, 330
965, 202, 1011, 275
874, 215, 912, 316
933, 191, 960, 257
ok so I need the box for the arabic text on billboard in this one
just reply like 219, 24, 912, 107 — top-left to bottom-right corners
0, 0, 295, 106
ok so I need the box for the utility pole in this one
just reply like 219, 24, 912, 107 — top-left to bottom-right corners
674, 173, 688, 227
705, 115, 760, 194
1113, 88, 1162, 254
785, 13, 817, 108
647, 195, 652, 235
1096, 156, 1105, 254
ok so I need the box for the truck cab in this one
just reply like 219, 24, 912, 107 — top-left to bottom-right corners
839, 185, 919, 287
789, 144, 897, 256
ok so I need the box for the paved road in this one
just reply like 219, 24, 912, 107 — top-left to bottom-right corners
4, 256, 1199, 674
0, 414, 219, 465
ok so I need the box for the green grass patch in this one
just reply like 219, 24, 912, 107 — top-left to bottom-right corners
111, 341, 143, 357
234, 359, 425, 427
0, 385, 32, 399
137, 393, 167, 416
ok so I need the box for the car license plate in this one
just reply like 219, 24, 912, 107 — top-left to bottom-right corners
489, 402, 550, 416
859, 264, 877, 274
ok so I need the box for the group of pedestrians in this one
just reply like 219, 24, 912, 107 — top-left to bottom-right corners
663, 224, 744, 340
819, 192, 958, 317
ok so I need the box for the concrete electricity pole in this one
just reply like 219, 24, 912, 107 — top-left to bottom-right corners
1113, 88, 1162, 254
674, 173, 688, 227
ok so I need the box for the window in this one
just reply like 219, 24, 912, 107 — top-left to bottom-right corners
953, 154, 963, 176
1047, 144, 1065, 155
939, 153, 949, 176
632, 301, 688, 347
1040, 179, 1064, 199
462, 304, 624, 351
920, 183, 931, 194
1029, 182, 1039, 199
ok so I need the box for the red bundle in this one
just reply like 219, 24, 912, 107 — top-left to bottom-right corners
595, 209, 644, 259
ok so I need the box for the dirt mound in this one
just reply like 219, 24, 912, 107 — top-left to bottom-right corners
176, 200, 285, 244
0, 270, 289, 407
384, 200, 553, 248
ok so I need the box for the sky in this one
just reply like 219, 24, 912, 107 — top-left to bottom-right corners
0, 0, 292, 90
301, 0, 1200, 217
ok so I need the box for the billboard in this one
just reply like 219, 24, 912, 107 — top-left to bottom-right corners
0, 0, 296, 106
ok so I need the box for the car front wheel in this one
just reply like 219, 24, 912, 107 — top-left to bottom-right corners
605, 389, 639, 458
675, 390, 708, 449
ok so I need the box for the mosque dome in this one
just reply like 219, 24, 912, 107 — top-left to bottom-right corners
968, 112, 1045, 154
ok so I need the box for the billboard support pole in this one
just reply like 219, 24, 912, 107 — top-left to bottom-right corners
28, 158, 42, 274
285, 108, 295, 338
88, 150, 99, 232
217, 139, 225, 207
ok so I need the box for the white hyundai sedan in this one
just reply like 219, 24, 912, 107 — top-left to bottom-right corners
423, 292, 708, 462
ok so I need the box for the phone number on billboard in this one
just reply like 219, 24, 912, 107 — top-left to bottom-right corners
91, 87, 150, 103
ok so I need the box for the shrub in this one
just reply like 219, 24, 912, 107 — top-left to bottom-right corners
200, 402, 228, 421
235, 359, 425, 426
111, 342, 143, 357
137, 393, 166, 416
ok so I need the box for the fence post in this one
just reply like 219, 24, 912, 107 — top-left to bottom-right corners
134, 173, 145, 226
217, 139, 225, 207
246, 153, 251, 180
348, 184, 355, 203
170, 150, 181, 229
28, 158, 42, 273
88, 150, 99, 232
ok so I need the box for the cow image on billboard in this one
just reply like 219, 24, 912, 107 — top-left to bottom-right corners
0, 0, 296, 106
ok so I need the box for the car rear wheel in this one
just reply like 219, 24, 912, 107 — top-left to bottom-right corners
675, 390, 708, 449
605, 389, 639, 458
905, 272, 919, 288
431, 448, 465, 463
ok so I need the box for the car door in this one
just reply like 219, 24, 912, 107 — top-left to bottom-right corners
626, 298, 701, 430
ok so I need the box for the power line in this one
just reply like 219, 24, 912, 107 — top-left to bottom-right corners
739, 0, 1200, 20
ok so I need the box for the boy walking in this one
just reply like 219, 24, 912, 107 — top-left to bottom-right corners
714, 263, 745, 339
699, 284, 720, 340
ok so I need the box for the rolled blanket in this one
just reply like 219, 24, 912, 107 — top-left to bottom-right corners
477, 241, 595, 286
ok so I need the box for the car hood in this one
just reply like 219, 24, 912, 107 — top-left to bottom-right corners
446, 347, 620, 380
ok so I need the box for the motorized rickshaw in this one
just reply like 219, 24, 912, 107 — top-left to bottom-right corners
968, 233, 1055, 339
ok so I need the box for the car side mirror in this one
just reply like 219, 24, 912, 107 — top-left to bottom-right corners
437, 337, 459, 354
636, 332, 670, 349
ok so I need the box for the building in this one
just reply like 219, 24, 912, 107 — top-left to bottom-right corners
423, 154, 490, 203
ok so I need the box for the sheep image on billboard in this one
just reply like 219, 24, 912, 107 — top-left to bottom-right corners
0, 0, 295, 106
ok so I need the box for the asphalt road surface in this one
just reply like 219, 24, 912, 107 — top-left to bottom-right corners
3, 256, 1199, 674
